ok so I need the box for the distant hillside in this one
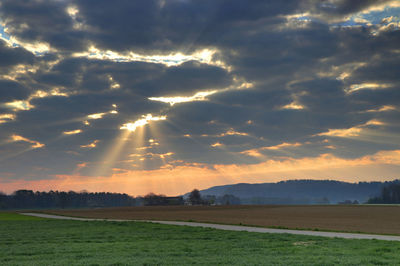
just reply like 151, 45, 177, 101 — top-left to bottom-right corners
193, 180, 397, 204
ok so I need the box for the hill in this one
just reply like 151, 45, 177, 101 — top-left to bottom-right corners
195, 180, 395, 204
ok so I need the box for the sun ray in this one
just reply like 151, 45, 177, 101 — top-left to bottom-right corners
93, 129, 131, 177
146, 121, 203, 195
162, 119, 207, 147
147, 123, 170, 166
133, 126, 148, 170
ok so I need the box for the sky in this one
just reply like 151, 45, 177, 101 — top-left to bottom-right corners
0, 0, 400, 196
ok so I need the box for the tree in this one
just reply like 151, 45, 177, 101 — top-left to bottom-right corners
218, 194, 241, 205
0, 190, 137, 209
13, 190, 35, 208
0, 191, 6, 209
143, 193, 164, 206
367, 181, 400, 204
203, 195, 216, 205
188, 189, 202, 205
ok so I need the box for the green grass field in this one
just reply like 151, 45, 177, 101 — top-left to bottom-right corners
1, 212, 400, 265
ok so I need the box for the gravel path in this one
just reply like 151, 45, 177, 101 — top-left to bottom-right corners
21, 212, 400, 241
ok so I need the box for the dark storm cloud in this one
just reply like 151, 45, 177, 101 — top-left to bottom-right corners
211, 86, 291, 109
13, 92, 157, 136
73, 0, 303, 53
349, 88, 400, 110
313, 0, 389, 15
0, 52, 233, 176
0, 93, 162, 178
0, 0, 391, 54
71, 0, 391, 53
138, 61, 232, 96
0, 0, 304, 53
324, 24, 400, 66
0, 0, 86, 52
34, 56, 233, 96
351, 55, 400, 85
73, 0, 161, 52
0, 40, 34, 67
293, 79, 351, 114
0, 0, 399, 180
0, 80, 30, 103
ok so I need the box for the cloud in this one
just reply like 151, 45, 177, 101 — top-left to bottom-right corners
71, 0, 303, 53
0, 1, 399, 194
303, 0, 393, 23
10, 134, 44, 149
316, 119, 386, 138
149, 90, 218, 106
210, 142, 223, 148
0, 80, 30, 103
240, 142, 303, 158
63, 129, 82, 135
0, 0, 86, 52
120, 114, 167, 132
0, 113, 15, 124
80, 140, 99, 148
0, 39, 34, 68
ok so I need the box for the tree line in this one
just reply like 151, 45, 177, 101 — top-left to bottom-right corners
0, 190, 188, 209
0, 190, 137, 209
4, 182, 397, 209
367, 181, 400, 204
188, 189, 241, 205
0, 188, 241, 209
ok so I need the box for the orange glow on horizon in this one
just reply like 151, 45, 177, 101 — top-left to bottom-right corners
1, 149, 400, 196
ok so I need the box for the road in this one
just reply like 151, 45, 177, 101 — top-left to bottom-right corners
21, 212, 400, 241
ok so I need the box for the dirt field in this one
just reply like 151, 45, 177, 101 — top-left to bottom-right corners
44, 205, 400, 235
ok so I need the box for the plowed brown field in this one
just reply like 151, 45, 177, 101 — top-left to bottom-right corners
45, 205, 400, 235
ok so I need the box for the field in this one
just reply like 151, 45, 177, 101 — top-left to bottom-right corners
45, 205, 400, 235
1, 212, 400, 265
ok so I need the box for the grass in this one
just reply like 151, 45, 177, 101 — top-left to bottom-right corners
1, 212, 400, 265
0, 212, 45, 221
